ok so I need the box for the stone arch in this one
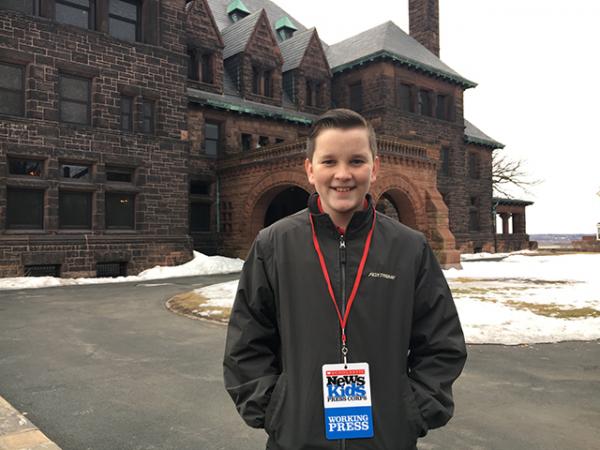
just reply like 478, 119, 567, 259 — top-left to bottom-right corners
244, 170, 312, 242
372, 176, 426, 232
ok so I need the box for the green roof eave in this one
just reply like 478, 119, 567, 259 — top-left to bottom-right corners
464, 134, 505, 149
331, 50, 477, 89
275, 16, 297, 31
189, 97, 313, 125
226, 0, 250, 15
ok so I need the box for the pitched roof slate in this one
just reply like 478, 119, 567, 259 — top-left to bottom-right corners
207, 0, 307, 40
326, 21, 475, 88
464, 119, 504, 149
221, 9, 262, 59
279, 28, 315, 72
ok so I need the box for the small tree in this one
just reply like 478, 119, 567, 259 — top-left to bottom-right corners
492, 150, 541, 198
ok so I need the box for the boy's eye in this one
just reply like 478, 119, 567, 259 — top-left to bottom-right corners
321, 160, 336, 165
351, 159, 365, 165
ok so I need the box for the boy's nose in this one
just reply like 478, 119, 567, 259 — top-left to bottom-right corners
334, 164, 352, 180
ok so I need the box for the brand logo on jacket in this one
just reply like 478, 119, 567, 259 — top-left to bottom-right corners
367, 272, 396, 280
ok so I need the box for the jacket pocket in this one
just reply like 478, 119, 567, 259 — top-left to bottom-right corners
402, 380, 427, 439
264, 373, 287, 436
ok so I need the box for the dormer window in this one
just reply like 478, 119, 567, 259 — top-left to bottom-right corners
275, 16, 297, 41
188, 48, 214, 84
227, 0, 250, 22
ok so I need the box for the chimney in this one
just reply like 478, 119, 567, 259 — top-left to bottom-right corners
409, 0, 440, 57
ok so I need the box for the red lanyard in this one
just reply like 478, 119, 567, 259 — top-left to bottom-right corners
309, 210, 376, 354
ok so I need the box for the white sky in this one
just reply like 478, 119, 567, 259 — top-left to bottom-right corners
274, 0, 600, 234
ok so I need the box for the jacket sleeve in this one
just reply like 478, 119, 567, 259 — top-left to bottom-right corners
407, 237, 467, 436
223, 236, 281, 429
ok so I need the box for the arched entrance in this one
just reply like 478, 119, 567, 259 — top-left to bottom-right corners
375, 189, 417, 229
264, 186, 309, 227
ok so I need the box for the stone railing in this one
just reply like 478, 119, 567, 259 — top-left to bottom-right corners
218, 135, 432, 171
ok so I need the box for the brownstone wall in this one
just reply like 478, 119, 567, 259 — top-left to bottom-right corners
0, 3, 193, 277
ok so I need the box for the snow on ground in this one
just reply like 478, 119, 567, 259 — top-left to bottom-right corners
2, 249, 599, 345
193, 253, 600, 346
0, 251, 243, 290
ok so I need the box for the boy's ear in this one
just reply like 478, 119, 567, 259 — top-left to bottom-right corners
371, 156, 380, 183
304, 158, 315, 185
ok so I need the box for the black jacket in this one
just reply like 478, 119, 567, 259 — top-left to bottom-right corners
224, 194, 467, 450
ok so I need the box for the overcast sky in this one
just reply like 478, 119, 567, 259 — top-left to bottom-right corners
274, 0, 600, 234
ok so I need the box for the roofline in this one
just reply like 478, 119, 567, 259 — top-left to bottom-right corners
330, 50, 477, 89
188, 94, 314, 125
493, 197, 534, 206
464, 135, 505, 149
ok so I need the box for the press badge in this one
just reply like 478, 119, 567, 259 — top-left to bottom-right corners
322, 362, 374, 440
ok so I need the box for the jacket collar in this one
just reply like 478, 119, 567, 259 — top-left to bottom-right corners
308, 192, 375, 239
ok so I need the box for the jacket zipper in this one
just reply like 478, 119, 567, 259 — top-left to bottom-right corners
339, 234, 346, 450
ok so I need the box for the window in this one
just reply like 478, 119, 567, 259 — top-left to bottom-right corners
275, 138, 284, 144
397, 83, 412, 112
0, 0, 37, 14
61, 163, 91, 180
120, 95, 133, 131
106, 166, 134, 183
190, 202, 210, 232
306, 80, 313, 106
25, 264, 60, 277
418, 89, 431, 116
96, 261, 127, 277
0, 62, 24, 117
188, 48, 199, 80
59, 191, 92, 229
349, 82, 363, 112
436, 94, 447, 120
190, 180, 210, 195
252, 66, 260, 95
109, 0, 139, 42
8, 158, 43, 176
204, 122, 219, 156
141, 99, 154, 134
258, 136, 269, 148
241, 133, 252, 151
440, 147, 450, 176
105, 193, 135, 229
6, 188, 44, 229
468, 152, 480, 179
55, 0, 94, 29
201, 53, 213, 84
263, 71, 272, 97
59, 74, 90, 124
469, 197, 480, 231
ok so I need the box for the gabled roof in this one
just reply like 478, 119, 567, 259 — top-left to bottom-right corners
464, 119, 504, 149
226, 0, 250, 14
326, 21, 476, 88
207, 0, 307, 40
221, 10, 262, 59
279, 28, 315, 72
275, 16, 297, 31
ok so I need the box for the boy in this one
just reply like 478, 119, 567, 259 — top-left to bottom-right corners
224, 109, 466, 450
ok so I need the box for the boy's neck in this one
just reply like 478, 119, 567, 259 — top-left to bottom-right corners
316, 196, 368, 234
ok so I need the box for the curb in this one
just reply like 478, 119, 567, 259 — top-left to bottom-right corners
0, 395, 61, 450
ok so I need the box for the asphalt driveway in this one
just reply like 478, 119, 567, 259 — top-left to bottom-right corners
0, 277, 599, 450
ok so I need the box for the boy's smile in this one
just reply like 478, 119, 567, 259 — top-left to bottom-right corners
305, 127, 379, 229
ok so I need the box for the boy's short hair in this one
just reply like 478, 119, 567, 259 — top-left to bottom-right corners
306, 108, 378, 160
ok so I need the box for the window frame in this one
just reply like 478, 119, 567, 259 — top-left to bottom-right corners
140, 98, 155, 134
418, 89, 432, 116
8, 157, 44, 177
349, 81, 363, 112
6, 187, 45, 230
440, 147, 450, 176
55, 0, 95, 30
436, 94, 448, 120
59, 73, 91, 125
108, 0, 140, 43
204, 121, 220, 157
105, 192, 135, 230
60, 162, 92, 181
0, 0, 39, 14
120, 95, 133, 131
58, 190, 93, 229
397, 82, 412, 113
0, 62, 25, 117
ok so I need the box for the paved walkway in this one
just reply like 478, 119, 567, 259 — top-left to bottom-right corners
0, 395, 60, 450
1, 276, 599, 449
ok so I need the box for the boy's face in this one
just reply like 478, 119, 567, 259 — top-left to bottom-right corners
305, 127, 379, 226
